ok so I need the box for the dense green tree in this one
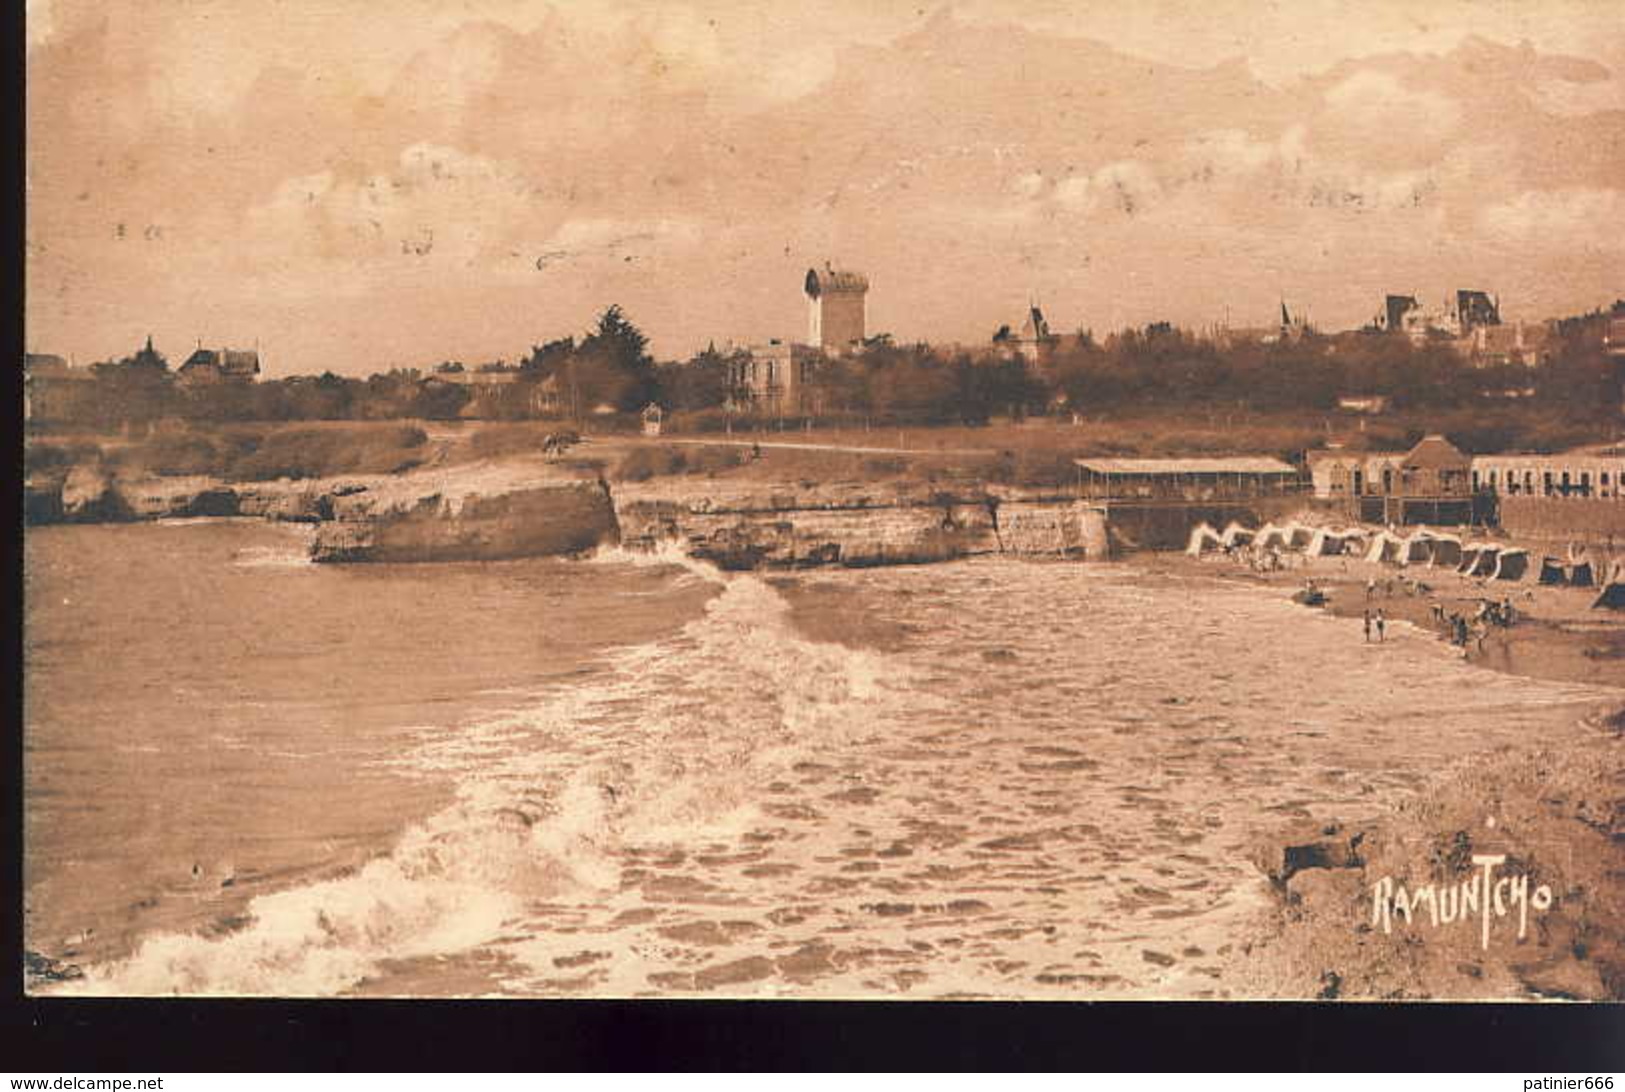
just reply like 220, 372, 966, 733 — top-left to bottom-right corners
578, 305, 659, 411
662, 344, 739, 411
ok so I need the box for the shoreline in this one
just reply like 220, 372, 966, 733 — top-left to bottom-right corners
1148, 549, 1625, 689
24, 510, 1625, 998
1136, 550, 1625, 999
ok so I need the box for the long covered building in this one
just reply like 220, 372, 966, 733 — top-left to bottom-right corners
1471, 446, 1625, 501
1073, 456, 1301, 501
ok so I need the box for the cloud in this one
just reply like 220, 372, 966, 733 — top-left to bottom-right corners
1052, 161, 1164, 217
1479, 186, 1624, 243
1184, 129, 1281, 176
1322, 70, 1463, 145
24, 3, 1625, 368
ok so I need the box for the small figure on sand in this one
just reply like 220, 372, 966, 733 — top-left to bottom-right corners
1366, 577, 1376, 600
1363, 609, 1372, 643
1375, 609, 1386, 642
750, 441, 762, 461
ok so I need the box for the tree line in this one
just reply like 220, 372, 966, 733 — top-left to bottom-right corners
29, 302, 1623, 430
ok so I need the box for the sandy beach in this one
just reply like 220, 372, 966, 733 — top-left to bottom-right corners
1149, 546, 1625, 999
1157, 547, 1625, 688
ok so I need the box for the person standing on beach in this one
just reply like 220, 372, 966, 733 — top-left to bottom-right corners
1363, 610, 1373, 643
1375, 609, 1386, 642
1366, 577, 1376, 600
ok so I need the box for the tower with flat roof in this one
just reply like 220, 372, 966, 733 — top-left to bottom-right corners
805, 264, 868, 355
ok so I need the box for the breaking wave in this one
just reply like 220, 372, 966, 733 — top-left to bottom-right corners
64, 555, 902, 996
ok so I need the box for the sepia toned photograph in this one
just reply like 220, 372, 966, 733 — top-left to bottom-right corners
20, 0, 1625, 1003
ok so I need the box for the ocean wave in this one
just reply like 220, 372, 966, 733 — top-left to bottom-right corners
586, 539, 727, 585
64, 561, 904, 996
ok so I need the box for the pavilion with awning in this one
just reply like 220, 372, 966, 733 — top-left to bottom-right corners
1074, 456, 1301, 500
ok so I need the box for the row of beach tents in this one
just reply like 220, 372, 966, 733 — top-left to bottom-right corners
1185, 518, 1625, 609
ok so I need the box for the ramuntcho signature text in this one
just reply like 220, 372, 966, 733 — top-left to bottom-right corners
1370, 854, 1554, 950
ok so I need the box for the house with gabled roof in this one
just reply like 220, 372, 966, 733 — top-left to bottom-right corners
177, 347, 261, 386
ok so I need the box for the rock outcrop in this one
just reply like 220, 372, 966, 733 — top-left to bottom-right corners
27, 454, 1120, 572
614, 484, 1108, 570
59, 466, 129, 522
114, 476, 241, 520
1234, 717, 1625, 1000
310, 480, 620, 563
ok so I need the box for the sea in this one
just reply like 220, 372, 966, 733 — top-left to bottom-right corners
22, 519, 1620, 998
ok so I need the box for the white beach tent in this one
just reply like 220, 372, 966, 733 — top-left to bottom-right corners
1537, 555, 1569, 585
1568, 545, 1598, 588
1186, 522, 1226, 556
1287, 524, 1315, 550
1461, 542, 1501, 577
1593, 559, 1625, 610
1337, 527, 1371, 553
1365, 530, 1408, 565
1400, 534, 1434, 566
1421, 532, 1464, 569
1220, 521, 1257, 548
1306, 528, 1349, 556
1255, 523, 1292, 551
1490, 547, 1530, 582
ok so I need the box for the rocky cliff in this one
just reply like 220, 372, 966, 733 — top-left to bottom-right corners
310, 479, 620, 563
26, 457, 1120, 570
614, 483, 1110, 570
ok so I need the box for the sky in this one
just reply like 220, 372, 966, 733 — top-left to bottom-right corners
24, 0, 1625, 376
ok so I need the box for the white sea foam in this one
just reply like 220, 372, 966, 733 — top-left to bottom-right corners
66, 561, 901, 996
231, 545, 314, 569
586, 539, 727, 585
